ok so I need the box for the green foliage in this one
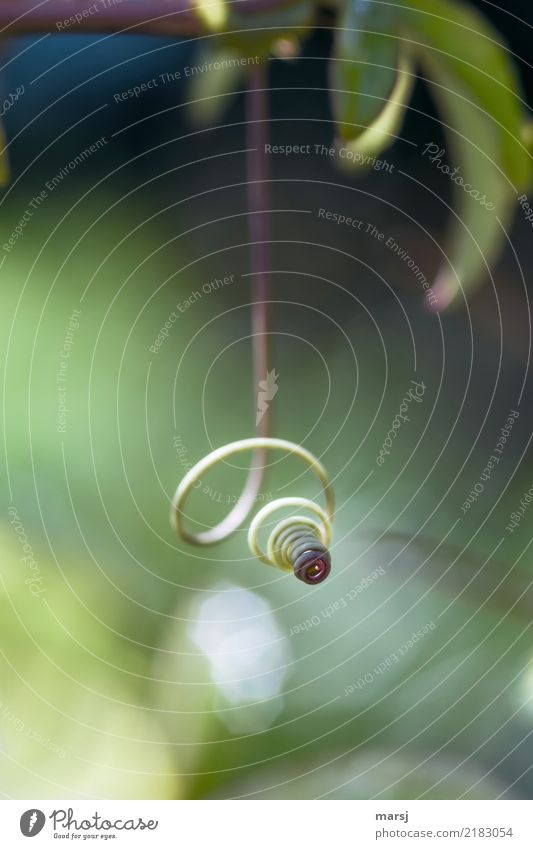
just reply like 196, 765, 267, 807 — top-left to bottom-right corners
403, 0, 530, 190
401, 0, 532, 303
326, 0, 531, 303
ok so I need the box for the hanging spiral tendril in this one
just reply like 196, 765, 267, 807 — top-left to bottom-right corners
171, 438, 334, 584
170, 75, 334, 586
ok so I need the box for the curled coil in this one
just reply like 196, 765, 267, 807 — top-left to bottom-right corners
171, 437, 334, 584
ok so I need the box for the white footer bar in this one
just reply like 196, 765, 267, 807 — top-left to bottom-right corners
2, 800, 532, 848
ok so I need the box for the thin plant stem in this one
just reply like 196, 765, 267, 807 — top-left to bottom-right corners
180, 64, 271, 544
247, 64, 270, 442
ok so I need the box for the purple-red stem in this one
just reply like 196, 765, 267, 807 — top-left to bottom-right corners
185, 64, 271, 541
238, 63, 270, 506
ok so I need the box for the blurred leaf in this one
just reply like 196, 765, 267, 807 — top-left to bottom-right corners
195, 0, 228, 32
403, 0, 531, 190
330, 0, 412, 146
402, 0, 532, 305
0, 120, 10, 185
420, 59, 514, 308
329, 0, 532, 303
523, 121, 533, 154
336, 51, 414, 164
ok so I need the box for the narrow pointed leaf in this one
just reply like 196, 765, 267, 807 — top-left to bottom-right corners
330, 0, 402, 141
186, 46, 247, 126
422, 60, 513, 307
403, 0, 531, 190
337, 50, 414, 164
402, 0, 532, 304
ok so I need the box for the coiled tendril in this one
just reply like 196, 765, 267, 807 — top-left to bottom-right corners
171, 438, 334, 584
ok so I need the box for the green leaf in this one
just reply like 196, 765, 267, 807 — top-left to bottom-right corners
330, 0, 403, 141
186, 45, 247, 127
401, 0, 532, 304
420, 60, 514, 307
336, 50, 414, 164
403, 0, 531, 190
195, 0, 228, 32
